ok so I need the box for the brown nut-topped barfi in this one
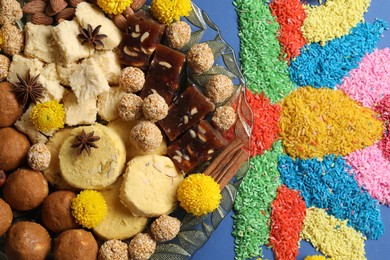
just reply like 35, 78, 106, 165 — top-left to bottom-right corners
159, 85, 215, 141
140, 44, 186, 104
167, 120, 228, 173
119, 12, 166, 70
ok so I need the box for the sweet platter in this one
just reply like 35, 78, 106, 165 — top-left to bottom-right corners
195, 0, 390, 260
0, 0, 252, 259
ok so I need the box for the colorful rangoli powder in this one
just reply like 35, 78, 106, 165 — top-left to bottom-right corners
339, 48, 390, 108
301, 207, 366, 260
279, 87, 384, 159
233, 141, 282, 259
345, 143, 390, 206
234, 0, 295, 103
247, 90, 281, 157
278, 155, 384, 240
269, 0, 307, 61
269, 185, 306, 260
301, 0, 371, 45
379, 129, 390, 162
373, 93, 390, 122
289, 20, 388, 89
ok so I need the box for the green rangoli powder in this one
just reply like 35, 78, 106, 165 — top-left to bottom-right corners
234, 0, 295, 103
233, 141, 283, 259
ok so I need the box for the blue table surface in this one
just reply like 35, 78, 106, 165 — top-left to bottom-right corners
191, 0, 390, 259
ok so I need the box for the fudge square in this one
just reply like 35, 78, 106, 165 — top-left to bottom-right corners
119, 12, 166, 70
140, 44, 186, 104
167, 120, 228, 173
159, 85, 215, 141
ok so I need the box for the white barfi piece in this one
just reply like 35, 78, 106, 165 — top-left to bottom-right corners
15, 105, 55, 144
69, 57, 110, 102
52, 19, 94, 64
97, 86, 126, 121
39, 63, 65, 101
92, 50, 121, 85
7, 54, 44, 84
75, 2, 122, 50
56, 63, 79, 86
24, 23, 57, 63
63, 90, 97, 126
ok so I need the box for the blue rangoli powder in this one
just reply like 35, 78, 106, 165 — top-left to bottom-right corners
289, 20, 388, 89
278, 155, 384, 240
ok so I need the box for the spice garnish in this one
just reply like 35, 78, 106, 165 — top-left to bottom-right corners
12, 70, 45, 108
71, 130, 100, 156
78, 24, 107, 49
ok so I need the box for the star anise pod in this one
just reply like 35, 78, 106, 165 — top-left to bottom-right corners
71, 130, 100, 156
12, 70, 45, 108
78, 24, 107, 49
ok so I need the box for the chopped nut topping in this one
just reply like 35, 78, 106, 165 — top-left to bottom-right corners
189, 129, 196, 138
140, 32, 150, 43
158, 61, 172, 68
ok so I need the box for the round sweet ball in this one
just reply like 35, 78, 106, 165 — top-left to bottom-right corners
118, 93, 143, 121
212, 106, 236, 131
0, 127, 30, 171
128, 233, 156, 260
0, 0, 23, 24
0, 82, 23, 128
99, 239, 129, 260
166, 21, 191, 49
130, 121, 163, 152
205, 74, 235, 104
0, 198, 13, 237
150, 214, 181, 242
120, 67, 145, 93
0, 55, 11, 81
3, 168, 49, 211
142, 93, 168, 122
6, 221, 51, 260
27, 143, 51, 171
0, 22, 24, 56
187, 43, 214, 74
42, 191, 78, 233
54, 229, 98, 260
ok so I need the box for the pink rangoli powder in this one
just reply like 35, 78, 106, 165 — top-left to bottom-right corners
338, 48, 390, 108
345, 143, 390, 205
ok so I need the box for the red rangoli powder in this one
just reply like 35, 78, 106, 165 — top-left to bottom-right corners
269, 185, 306, 260
224, 89, 281, 157
269, 0, 307, 61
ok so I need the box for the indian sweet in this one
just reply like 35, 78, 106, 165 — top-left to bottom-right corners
5, 221, 51, 260
0, 127, 30, 171
54, 229, 98, 260
0, 198, 12, 237
2, 168, 49, 211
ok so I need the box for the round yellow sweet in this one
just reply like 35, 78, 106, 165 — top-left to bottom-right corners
59, 124, 126, 190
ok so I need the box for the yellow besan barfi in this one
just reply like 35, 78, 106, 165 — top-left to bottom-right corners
93, 177, 148, 240
59, 124, 126, 190
120, 155, 184, 217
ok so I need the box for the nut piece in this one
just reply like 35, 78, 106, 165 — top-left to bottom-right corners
130, 0, 147, 11
113, 14, 127, 31
128, 233, 156, 260
27, 143, 51, 171
32, 12, 54, 25
142, 93, 168, 122
205, 74, 235, 104
212, 106, 236, 131
122, 6, 134, 18
55, 7, 75, 22
50, 0, 68, 13
166, 21, 191, 50
187, 43, 214, 74
22, 0, 47, 14
120, 66, 145, 93
68, 0, 84, 8
129, 121, 163, 152
118, 93, 143, 121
